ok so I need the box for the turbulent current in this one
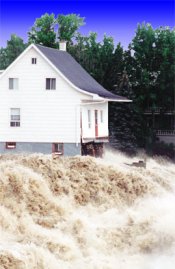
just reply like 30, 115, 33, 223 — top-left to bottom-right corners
0, 151, 175, 269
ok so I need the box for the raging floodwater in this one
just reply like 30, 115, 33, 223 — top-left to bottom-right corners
0, 151, 175, 269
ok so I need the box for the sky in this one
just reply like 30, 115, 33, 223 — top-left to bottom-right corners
0, 0, 174, 49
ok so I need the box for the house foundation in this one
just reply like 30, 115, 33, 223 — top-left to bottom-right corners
0, 142, 81, 156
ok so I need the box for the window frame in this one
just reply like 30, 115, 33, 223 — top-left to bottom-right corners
52, 143, 64, 155
31, 58, 37, 64
9, 78, 19, 90
100, 110, 104, 123
46, 78, 56, 90
88, 110, 91, 128
6, 142, 16, 149
10, 108, 20, 127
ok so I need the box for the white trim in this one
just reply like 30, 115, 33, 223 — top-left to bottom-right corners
81, 98, 132, 103
0, 44, 33, 79
80, 100, 106, 105
105, 98, 132, 102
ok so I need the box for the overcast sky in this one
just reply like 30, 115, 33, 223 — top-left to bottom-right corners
0, 0, 174, 49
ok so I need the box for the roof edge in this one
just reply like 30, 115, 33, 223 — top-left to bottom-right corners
0, 43, 132, 103
0, 43, 96, 99
33, 44, 96, 99
0, 44, 33, 79
105, 98, 132, 102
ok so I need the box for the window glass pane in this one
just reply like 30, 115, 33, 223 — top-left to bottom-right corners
54, 143, 58, 152
51, 79, 56, 89
10, 108, 20, 126
6, 142, 16, 149
13, 78, 18, 89
11, 108, 20, 115
100, 110, 103, 123
88, 110, 91, 128
9, 78, 18, 89
32, 58, 37, 64
9, 78, 13, 89
16, 122, 20, 127
11, 115, 20, 120
10, 122, 15, 127
58, 143, 63, 151
53, 143, 63, 154
95, 110, 98, 124
46, 78, 56, 90
46, 78, 50, 89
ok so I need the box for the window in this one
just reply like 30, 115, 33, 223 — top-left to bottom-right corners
9, 78, 18, 90
31, 58, 37, 64
88, 110, 91, 128
10, 108, 20, 127
52, 143, 64, 155
100, 110, 104, 123
46, 78, 56, 90
6, 142, 16, 149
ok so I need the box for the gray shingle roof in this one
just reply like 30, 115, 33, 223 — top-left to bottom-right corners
35, 44, 129, 101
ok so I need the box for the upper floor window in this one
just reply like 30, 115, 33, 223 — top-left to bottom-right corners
10, 108, 20, 127
46, 78, 56, 90
88, 110, 91, 128
31, 58, 37, 64
9, 78, 18, 90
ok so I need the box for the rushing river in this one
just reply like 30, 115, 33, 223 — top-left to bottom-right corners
0, 151, 175, 269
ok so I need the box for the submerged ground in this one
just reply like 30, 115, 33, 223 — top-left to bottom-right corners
0, 151, 175, 269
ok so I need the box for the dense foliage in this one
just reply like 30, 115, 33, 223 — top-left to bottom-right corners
1, 14, 174, 157
0, 34, 26, 69
28, 13, 57, 47
28, 13, 85, 47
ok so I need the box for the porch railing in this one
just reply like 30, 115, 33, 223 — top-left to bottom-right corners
144, 107, 175, 114
156, 130, 175, 136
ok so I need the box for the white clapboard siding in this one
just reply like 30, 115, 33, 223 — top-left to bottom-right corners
0, 46, 109, 143
0, 47, 89, 143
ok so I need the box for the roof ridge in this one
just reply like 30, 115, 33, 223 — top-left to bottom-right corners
35, 44, 65, 52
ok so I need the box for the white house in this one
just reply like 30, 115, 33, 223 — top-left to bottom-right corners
0, 43, 130, 156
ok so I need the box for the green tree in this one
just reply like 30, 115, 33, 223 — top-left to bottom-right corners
107, 43, 125, 90
0, 48, 8, 69
98, 35, 114, 87
69, 32, 114, 86
28, 13, 85, 48
109, 70, 139, 153
130, 24, 175, 149
131, 24, 175, 110
28, 13, 57, 47
57, 14, 85, 44
0, 34, 26, 69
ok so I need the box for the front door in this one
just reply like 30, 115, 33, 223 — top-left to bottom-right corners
95, 110, 98, 137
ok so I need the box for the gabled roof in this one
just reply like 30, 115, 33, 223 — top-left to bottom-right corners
35, 44, 130, 102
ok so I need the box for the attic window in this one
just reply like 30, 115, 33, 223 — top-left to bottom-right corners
6, 142, 16, 149
32, 58, 37, 64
